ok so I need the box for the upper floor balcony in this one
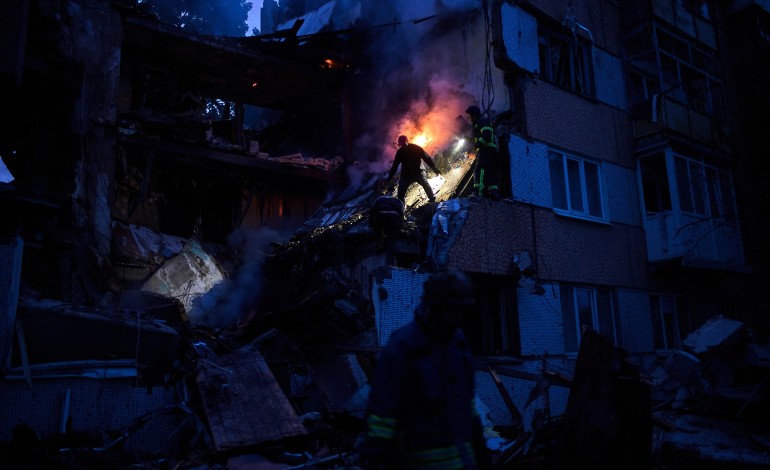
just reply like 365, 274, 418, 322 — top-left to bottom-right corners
638, 147, 747, 271
620, 0, 716, 49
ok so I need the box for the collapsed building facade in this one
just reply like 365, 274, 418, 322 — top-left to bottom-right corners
1, 0, 769, 468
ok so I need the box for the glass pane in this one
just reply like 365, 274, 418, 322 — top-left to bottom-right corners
561, 285, 579, 352
576, 288, 593, 334
554, 40, 570, 87
549, 151, 567, 209
709, 81, 725, 119
584, 161, 602, 217
719, 171, 736, 218
575, 45, 587, 95
675, 157, 694, 212
661, 295, 679, 349
705, 167, 720, 217
690, 161, 705, 215
567, 158, 583, 212
595, 288, 614, 341
640, 154, 672, 213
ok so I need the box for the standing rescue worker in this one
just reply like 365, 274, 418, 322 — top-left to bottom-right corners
466, 106, 501, 201
385, 135, 440, 204
358, 268, 490, 469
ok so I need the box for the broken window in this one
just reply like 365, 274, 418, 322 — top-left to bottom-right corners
464, 274, 520, 355
561, 285, 618, 354
639, 153, 672, 214
650, 294, 690, 350
548, 150, 605, 221
656, 28, 724, 117
628, 69, 660, 118
673, 154, 736, 219
538, 28, 593, 96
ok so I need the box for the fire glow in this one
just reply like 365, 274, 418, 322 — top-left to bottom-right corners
391, 104, 464, 156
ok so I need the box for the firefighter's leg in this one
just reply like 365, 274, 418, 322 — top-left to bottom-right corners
419, 176, 436, 202
396, 180, 408, 203
473, 168, 485, 196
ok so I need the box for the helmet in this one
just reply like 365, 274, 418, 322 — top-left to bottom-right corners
465, 105, 481, 119
422, 268, 476, 306
397, 135, 408, 145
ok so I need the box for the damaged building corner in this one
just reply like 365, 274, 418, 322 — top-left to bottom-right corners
2, 0, 770, 469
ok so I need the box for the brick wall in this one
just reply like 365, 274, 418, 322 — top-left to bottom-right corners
445, 199, 535, 275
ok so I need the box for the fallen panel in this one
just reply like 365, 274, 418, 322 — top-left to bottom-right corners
196, 348, 306, 451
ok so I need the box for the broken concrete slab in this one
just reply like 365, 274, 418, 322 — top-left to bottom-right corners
683, 314, 745, 355
141, 238, 227, 327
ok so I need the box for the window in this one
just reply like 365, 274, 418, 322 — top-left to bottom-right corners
561, 285, 618, 353
538, 29, 593, 96
639, 153, 672, 213
650, 294, 690, 350
656, 28, 724, 118
464, 274, 520, 355
628, 69, 660, 118
549, 150, 605, 220
674, 154, 736, 218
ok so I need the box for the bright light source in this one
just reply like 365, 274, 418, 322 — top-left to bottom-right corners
412, 134, 431, 147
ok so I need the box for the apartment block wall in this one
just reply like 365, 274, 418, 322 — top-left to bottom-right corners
508, 136, 552, 207
371, 268, 429, 347
518, 284, 565, 356
445, 200, 535, 276
521, 82, 635, 167
508, 134, 643, 228
535, 213, 649, 287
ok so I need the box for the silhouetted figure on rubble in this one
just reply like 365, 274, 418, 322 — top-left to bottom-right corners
384, 135, 441, 204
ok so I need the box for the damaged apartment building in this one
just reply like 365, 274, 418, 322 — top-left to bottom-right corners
1, 0, 769, 468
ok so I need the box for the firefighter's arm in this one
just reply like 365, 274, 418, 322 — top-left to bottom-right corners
423, 152, 440, 175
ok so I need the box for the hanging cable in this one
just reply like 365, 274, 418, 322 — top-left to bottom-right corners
481, 0, 496, 116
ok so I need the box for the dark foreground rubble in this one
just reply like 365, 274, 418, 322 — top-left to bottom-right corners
1, 266, 768, 470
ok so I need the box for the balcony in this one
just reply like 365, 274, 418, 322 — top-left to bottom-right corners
620, 0, 716, 49
639, 151, 747, 272
632, 95, 730, 150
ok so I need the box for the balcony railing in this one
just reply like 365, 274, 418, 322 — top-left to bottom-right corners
644, 210, 746, 270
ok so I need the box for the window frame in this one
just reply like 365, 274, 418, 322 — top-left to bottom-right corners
561, 284, 619, 354
548, 150, 607, 222
655, 27, 725, 118
673, 153, 737, 220
537, 27, 594, 97
464, 274, 520, 356
650, 293, 690, 351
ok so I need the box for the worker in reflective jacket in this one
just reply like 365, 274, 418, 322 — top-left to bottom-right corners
466, 106, 501, 201
358, 268, 489, 469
